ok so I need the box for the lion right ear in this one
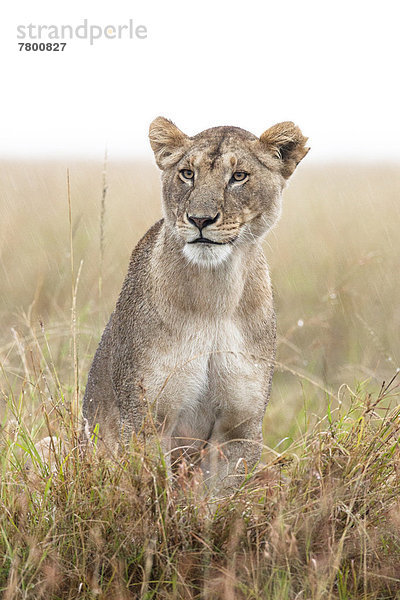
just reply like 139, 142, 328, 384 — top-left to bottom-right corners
149, 117, 189, 170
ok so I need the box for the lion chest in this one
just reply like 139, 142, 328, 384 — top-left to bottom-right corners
141, 317, 247, 435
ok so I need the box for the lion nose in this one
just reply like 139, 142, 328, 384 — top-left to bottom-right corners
187, 212, 220, 231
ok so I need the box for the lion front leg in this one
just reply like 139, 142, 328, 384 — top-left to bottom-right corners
202, 409, 264, 500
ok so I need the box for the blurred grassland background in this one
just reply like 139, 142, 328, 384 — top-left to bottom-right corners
1, 160, 399, 449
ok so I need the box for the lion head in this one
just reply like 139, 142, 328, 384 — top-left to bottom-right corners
149, 117, 309, 267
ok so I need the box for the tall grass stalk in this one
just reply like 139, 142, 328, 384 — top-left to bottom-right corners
98, 148, 108, 305
67, 170, 81, 434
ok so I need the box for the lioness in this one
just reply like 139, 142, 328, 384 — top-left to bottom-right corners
82, 117, 308, 498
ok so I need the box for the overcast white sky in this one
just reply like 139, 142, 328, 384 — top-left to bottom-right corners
1, 0, 399, 161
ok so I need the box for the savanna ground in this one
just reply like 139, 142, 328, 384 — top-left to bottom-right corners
1, 160, 400, 599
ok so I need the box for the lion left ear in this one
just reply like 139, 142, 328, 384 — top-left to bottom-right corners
259, 121, 309, 179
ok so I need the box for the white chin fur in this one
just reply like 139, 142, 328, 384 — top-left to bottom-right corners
183, 243, 232, 267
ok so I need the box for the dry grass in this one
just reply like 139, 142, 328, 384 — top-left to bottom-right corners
1, 160, 400, 598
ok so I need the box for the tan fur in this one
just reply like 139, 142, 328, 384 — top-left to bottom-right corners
260, 121, 309, 178
82, 118, 308, 498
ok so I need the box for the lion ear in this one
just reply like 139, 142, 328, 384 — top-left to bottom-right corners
149, 117, 189, 170
259, 121, 309, 179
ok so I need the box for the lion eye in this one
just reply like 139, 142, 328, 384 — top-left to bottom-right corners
231, 171, 248, 183
179, 169, 194, 181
